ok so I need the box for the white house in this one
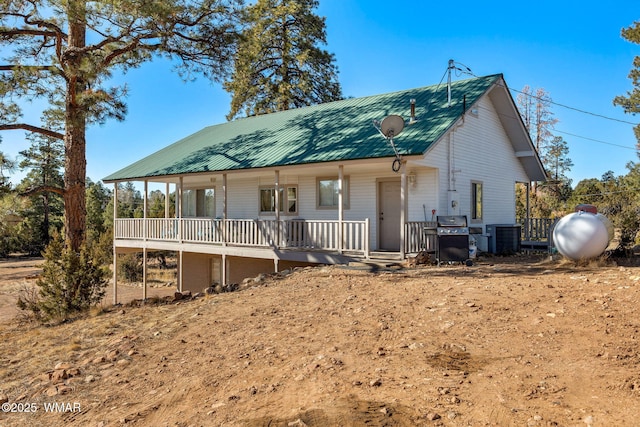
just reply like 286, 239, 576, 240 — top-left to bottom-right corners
103, 73, 546, 300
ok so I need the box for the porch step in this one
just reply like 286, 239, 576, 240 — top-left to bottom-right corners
368, 251, 404, 261
346, 253, 406, 272
343, 261, 405, 272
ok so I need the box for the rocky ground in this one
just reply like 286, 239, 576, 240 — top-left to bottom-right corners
2, 254, 640, 426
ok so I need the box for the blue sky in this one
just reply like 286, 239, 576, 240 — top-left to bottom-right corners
2, 0, 639, 187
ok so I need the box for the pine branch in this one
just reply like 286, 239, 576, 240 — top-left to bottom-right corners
20, 185, 65, 197
0, 64, 63, 75
0, 124, 64, 140
0, 28, 65, 39
0, 10, 67, 38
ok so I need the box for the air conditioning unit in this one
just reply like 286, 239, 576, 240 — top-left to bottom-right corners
486, 224, 521, 254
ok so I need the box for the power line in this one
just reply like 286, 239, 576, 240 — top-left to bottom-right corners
480, 105, 637, 151
554, 129, 637, 150
448, 63, 638, 127
505, 84, 639, 127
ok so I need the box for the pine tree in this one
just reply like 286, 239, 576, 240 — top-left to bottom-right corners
0, 0, 242, 252
17, 117, 65, 249
0, 137, 14, 194
224, 0, 342, 120
17, 232, 108, 323
613, 20, 640, 151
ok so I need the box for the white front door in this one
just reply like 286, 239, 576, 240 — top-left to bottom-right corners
378, 180, 401, 251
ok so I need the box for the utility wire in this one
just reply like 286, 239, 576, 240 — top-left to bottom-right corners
477, 104, 638, 151
554, 129, 637, 150
444, 62, 637, 127
504, 84, 639, 127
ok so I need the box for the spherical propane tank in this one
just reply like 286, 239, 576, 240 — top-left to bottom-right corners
595, 213, 614, 243
552, 211, 610, 261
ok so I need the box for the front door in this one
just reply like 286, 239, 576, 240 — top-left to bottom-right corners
378, 180, 401, 251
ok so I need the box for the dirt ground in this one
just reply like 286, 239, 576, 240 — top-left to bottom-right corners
2, 253, 640, 426
0, 256, 177, 324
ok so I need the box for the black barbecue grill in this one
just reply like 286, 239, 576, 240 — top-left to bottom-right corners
436, 215, 471, 265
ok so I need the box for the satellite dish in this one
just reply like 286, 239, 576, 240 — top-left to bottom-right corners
380, 115, 405, 138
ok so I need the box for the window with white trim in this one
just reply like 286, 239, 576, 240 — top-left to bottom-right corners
259, 185, 298, 215
183, 188, 215, 217
317, 177, 349, 209
471, 181, 483, 222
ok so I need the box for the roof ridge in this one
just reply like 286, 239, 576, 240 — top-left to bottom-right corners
227, 74, 503, 123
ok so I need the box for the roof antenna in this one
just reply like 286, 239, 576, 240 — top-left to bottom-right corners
373, 115, 405, 172
447, 59, 454, 107
447, 59, 474, 107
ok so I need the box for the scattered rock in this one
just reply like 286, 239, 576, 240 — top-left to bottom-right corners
106, 349, 120, 361
426, 412, 441, 421
51, 369, 69, 383
54, 362, 72, 370
288, 419, 308, 427
369, 378, 382, 387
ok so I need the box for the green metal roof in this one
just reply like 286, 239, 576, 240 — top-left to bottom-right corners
104, 74, 503, 182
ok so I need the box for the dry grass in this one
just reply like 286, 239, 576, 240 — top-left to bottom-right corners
557, 254, 617, 269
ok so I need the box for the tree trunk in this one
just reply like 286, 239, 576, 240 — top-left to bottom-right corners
43, 192, 50, 245
64, 2, 87, 253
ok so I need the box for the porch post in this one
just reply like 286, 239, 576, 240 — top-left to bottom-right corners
177, 177, 183, 292
338, 165, 344, 253
400, 162, 407, 259
222, 173, 228, 219
142, 247, 147, 300
113, 182, 118, 305
364, 218, 370, 259
222, 254, 227, 285
143, 180, 148, 241
178, 250, 183, 292
525, 182, 531, 241
223, 173, 228, 246
178, 176, 183, 243
165, 182, 170, 219
275, 170, 280, 247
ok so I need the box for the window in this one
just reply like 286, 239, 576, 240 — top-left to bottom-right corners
260, 185, 298, 215
183, 189, 196, 217
471, 181, 483, 222
287, 187, 297, 214
204, 189, 215, 217
317, 177, 349, 209
182, 188, 215, 217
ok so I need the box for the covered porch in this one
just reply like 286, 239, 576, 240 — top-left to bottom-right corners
112, 217, 437, 303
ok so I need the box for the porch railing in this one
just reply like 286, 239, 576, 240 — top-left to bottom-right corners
404, 221, 437, 253
518, 217, 555, 242
114, 218, 370, 257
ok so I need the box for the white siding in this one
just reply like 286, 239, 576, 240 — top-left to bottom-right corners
224, 177, 260, 219
406, 167, 439, 222
413, 96, 530, 250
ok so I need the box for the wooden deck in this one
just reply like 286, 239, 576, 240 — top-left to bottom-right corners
114, 218, 439, 261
